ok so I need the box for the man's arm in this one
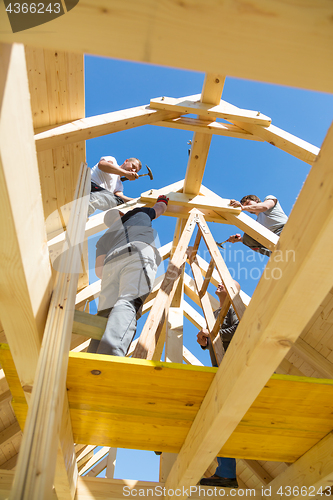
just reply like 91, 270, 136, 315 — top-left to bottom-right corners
227, 233, 243, 243
95, 254, 106, 279
152, 196, 169, 218
114, 191, 133, 203
197, 328, 210, 349
229, 198, 276, 214
98, 159, 138, 181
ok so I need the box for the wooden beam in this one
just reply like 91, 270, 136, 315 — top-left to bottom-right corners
164, 119, 333, 497
183, 301, 206, 331
267, 432, 333, 497
0, 43, 77, 500
11, 164, 90, 499
231, 120, 319, 165
0, 42, 52, 391
183, 75, 225, 195
105, 448, 117, 479
79, 448, 109, 476
292, 338, 333, 378
140, 191, 241, 215
86, 456, 107, 478
184, 273, 219, 311
241, 459, 273, 486
150, 95, 271, 126
0, 1, 332, 92
0, 422, 21, 448
224, 211, 279, 251
182, 346, 204, 367
35, 106, 181, 151
189, 256, 224, 365
153, 116, 263, 141
194, 253, 251, 306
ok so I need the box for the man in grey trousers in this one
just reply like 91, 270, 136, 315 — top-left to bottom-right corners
88, 195, 168, 356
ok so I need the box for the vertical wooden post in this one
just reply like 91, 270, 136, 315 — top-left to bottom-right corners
10, 164, 90, 500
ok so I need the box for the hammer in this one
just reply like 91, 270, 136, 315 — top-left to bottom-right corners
216, 239, 229, 249
121, 165, 153, 182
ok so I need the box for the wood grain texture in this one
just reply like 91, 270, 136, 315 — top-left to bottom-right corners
1, 1, 332, 92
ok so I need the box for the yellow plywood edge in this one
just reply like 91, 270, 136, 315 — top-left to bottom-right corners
2, 345, 333, 463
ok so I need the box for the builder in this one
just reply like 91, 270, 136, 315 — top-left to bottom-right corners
88, 155, 142, 216
197, 280, 240, 489
227, 194, 288, 256
88, 195, 168, 356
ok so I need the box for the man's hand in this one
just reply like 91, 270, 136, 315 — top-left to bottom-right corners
229, 199, 243, 209
197, 329, 209, 347
124, 170, 139, 181
157, 195, 169, 205
227, 233, 242, 243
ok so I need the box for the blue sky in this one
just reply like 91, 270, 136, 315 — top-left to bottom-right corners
84, 54, 333, 480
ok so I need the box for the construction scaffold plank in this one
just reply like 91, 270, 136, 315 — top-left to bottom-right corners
2, 347, 333, 465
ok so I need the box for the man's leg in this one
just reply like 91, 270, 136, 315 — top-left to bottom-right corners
96, 251, 157, 356
88, 190, 122, 216
242, 232, 271, 256
200, 457, 238, 488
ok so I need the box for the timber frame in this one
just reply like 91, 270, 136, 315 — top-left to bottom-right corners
0, 2, 333, 499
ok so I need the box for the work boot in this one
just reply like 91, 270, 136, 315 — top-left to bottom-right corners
199, 475, 238, 488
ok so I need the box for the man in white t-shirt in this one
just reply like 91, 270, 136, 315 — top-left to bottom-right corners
227, 194, 288, 256
88, 155, 142, 216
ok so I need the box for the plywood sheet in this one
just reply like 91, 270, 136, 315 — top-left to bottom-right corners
1, 348, 333, 463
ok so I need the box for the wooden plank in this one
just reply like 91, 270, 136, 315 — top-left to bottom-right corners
140, 191, 241, 215
194, 253, 251, 306
35, 106, 181, 151
164, 119, 333, 496
150, 95, 271, 126
242, 459, 273, 485
86, 456, 107, 478
190, 256, 224, 365
79, 447, 109, 476
184, 273, 219, 311
183, 302, 206, 331
293, 338, 333, 378
153, 116, 263, 141
0, 422, 21, 448
3, 346, 333, 463
1, 1, 333, 93
0, 42, 52, 390
224, 211, 279, 251
11, 165, 90, 500
231, 120, 319, 165
105, 448, 117, 479
182, 346, 203, 367
165, 308, 183, 364
196, 212, 247, 319
199, 258, 214, 298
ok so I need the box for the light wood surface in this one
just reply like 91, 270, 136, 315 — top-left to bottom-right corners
2, 348, 333, 464
1, 1, 332, 92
